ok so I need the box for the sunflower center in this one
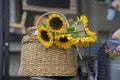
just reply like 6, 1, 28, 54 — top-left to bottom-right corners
50, 17, 63, 30
41, 30, 50, 41
59, 37, 68, 42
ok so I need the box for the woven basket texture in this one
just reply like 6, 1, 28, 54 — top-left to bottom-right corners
18, 34, 77, 77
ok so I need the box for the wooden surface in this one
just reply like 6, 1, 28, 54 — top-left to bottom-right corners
22, 0, 77, 14
10, 11, 27, 34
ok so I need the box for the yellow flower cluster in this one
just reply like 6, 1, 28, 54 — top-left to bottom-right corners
36, 13, 73, 49
74, 28, 97, 47
36, 13, 97, 49
72, 15, 97, 47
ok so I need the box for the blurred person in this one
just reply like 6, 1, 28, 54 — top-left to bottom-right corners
112, 28, 120, 40
107, 0, 117, 21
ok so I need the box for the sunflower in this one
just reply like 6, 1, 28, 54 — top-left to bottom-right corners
75, 15, 88, 27
54, 34, 74, 49
46, 13, 67, 33
36, 26, 53, 48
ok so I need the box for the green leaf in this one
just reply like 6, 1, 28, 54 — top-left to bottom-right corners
77, 21, 83, 25
37, 24, 46, 29
72, 33, 79, 38
66, 27, 75, 33
109, 52, 115, 59
42, 24, 46, 27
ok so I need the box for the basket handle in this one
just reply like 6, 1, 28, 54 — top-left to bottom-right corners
27, 27, 37, 35
35, 11, 69, 27
27, 12, 69, 35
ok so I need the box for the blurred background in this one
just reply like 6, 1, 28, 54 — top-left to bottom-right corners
1, 0, 120, 80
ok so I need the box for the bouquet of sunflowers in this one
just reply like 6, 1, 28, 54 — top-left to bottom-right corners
35, 12, 97, 49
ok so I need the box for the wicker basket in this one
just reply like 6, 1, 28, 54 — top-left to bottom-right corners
18, 27, 77, 77
18, 12, 77, 77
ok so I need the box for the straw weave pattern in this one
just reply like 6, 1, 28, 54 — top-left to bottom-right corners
18, 34, 77, 77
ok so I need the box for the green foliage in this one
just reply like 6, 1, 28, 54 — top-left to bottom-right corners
42, 24, 46, 27
66, 26, 75, 33
72, 33, 80, 38
77, 21, 83, 25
